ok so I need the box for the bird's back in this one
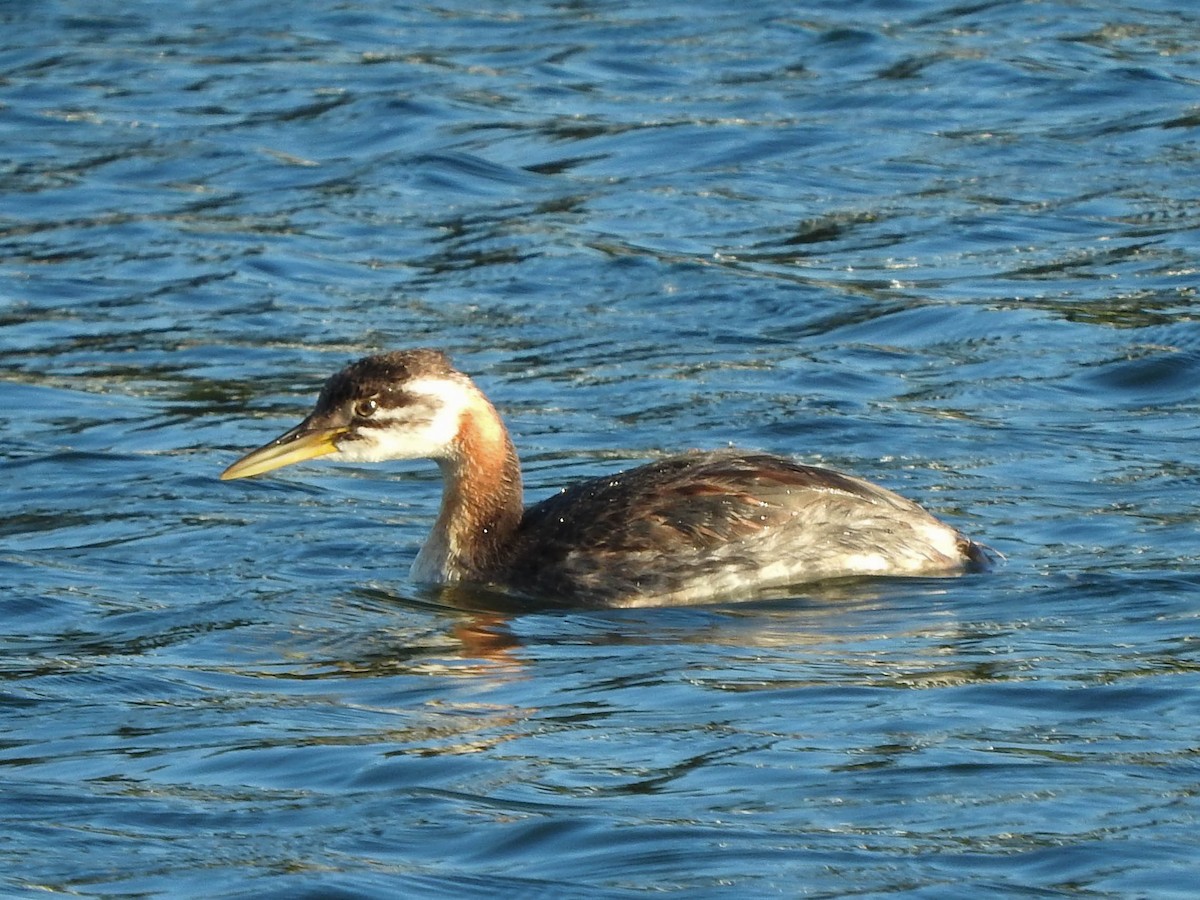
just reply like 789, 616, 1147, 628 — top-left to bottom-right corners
497, 450, 982, 606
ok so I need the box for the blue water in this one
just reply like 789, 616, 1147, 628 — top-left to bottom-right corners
3, 0, 1200, 895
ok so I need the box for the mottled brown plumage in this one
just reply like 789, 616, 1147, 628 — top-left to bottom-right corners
501, 451, 986, 605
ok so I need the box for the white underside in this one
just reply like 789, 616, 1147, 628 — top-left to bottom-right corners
598, 518, 968, 608
411, 523, 453, 584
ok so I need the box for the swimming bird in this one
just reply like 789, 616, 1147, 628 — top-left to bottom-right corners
221, 349, 989, 607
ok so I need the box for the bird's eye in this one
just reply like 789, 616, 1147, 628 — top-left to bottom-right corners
354, 398, 378, 419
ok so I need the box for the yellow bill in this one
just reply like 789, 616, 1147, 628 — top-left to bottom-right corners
220, 423, 348, 481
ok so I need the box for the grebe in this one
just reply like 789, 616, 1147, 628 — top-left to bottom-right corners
221, 350, 989, 607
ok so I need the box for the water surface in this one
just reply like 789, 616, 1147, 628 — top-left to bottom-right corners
3, 1, 1199, 896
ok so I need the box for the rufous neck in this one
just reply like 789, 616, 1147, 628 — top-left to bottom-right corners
412, 388, 524, 583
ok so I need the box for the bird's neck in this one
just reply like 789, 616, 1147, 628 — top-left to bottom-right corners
411, 390, 524, 584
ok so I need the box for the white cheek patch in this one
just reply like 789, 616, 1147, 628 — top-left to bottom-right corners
335, 376, 472, 463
